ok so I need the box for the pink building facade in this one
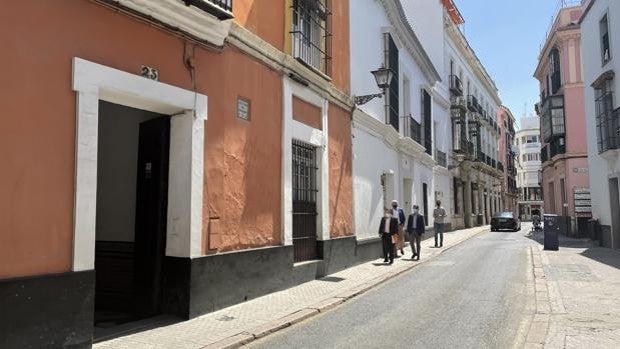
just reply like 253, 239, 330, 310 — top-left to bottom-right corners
534, 6, 591, 234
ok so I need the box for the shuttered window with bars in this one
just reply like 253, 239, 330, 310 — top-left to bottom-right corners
384, 33, 399, 132
422, 90, 432, 155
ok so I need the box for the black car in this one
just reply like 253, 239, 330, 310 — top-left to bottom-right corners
491, 211, 521, 232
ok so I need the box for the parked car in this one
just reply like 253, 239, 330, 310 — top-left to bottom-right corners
491, 211, 521, 232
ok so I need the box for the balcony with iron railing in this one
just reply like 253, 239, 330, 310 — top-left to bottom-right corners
436, 150, 447, 168
597, 106, 620, 154
291, 0, 332, 76
451, 95, 467, 110
449, 75, 463, 96
185, 0, 234, 19
467, 95, 479, 112
404, 115, 422, 145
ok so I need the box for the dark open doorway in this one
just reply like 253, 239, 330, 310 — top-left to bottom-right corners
94, 101, 170, 337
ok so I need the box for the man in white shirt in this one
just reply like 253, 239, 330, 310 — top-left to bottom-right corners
433, 200, 447, 247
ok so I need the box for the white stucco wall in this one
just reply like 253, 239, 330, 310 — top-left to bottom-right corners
350, 0, 449, 238
402, 0, 445, 75
350, 0, 391, 123
582, 0, 620, 228
352, 122, 400, 239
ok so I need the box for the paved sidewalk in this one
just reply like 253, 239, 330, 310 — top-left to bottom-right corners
527, 232, 620, 348
95, 225, 489, 349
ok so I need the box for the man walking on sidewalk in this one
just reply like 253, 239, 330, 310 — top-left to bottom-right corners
407, 205, 425, 260
433, 200, 447, 247
391, 200, 406, 256
378, 208, 398, 264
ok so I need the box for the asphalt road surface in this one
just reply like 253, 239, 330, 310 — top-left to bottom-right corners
248, 225, 536, 349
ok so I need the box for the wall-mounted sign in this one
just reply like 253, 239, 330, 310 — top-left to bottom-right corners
573, 187, 592, 217
140, 65, 159, 81
237, 97, 251, 121
573, 167, 589, 173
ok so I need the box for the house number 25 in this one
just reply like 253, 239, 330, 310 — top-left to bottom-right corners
140, 65, 159, 81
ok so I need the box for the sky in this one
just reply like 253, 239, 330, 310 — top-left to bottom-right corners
454, 0, 566, 127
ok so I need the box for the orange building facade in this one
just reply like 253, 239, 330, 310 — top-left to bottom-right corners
0, 1, 355, 347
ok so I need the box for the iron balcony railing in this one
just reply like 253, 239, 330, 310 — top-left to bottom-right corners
436, 150, 447, 168
597, 105, 620, 154
449, 75, 463, 96
477, 151, 486, 163
404, 115, 422, 145
451, 95, 468, 110
291, 0, 332, 76
498, 161, 504, 171
184, 0, 233, 19
467, 95, 479, 112
491, 159, 496, 168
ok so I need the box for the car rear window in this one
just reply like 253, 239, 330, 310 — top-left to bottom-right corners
493, 212, 514, 218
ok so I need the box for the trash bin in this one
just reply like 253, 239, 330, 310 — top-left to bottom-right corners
543, 214, 560, 251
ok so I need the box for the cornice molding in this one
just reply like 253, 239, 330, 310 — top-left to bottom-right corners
378, 0, 442, 84
353, 109, 432, 161
116, 0, 232, 46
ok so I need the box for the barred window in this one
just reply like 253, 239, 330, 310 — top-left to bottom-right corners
291, 0, 332, 75
594, 77, 617, 153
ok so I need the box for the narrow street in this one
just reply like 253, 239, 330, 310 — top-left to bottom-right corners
249, 225, 536, 349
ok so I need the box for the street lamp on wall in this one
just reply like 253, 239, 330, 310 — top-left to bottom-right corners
354, 67, 394, 105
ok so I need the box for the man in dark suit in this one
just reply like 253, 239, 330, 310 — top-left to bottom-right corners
406, 205, 425, 261
378, 208, 398, 264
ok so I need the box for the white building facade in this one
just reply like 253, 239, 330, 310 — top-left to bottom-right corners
581, 0, 620, 248
350, 0, 450, 240
406, 0, 504, 229
515, 117, 544, 221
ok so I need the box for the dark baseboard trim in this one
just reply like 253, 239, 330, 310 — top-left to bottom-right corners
0, 270, 95, 349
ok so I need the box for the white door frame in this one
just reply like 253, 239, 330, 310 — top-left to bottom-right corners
282, 77, 330, 245
71, 57, 207, 271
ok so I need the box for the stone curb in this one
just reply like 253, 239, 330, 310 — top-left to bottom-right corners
201, 226, 489, 349
524, 246, 552, 347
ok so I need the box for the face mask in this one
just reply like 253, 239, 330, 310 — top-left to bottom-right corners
392, 206, 397, 209
414, 209, 419, 214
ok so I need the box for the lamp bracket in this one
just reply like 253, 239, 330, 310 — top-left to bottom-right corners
354, 93, 384, 105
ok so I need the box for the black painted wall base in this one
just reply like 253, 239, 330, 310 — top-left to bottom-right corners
0, 271, 94, 349
162, 235, 387, 320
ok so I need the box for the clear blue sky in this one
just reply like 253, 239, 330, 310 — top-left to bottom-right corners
454, 0, 562, 126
